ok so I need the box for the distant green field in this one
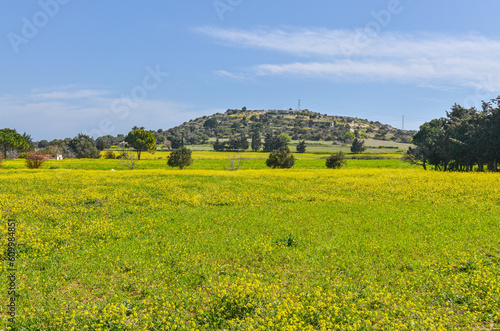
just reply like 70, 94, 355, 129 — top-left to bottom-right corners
1, 151, 416, 171
200, 138, 411, 154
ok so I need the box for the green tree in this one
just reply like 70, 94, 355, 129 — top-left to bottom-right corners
226, 133, 249, 151
38, 140, 49, 149
226, 136, 243, 151
0, 128, 29, 158
266, 146, 295, 169
125, 129, 157, 160
350, 138, 366, 154
278, 133, 292, 145
168, 147, 192, 169
169, 136, 184, 149
251, 131, 262, 151
22, 132, 35, 151
95, 135, 117, 151
344, 132, 355, 142
68, 134, 100, 159
412, 119, 447, 170
213, 138, 227, 152
296, 140, 306, 153
326, 152, 346, 169
203, 118, 218, 129
263, 133, 288, 152
238, 133, 249, 151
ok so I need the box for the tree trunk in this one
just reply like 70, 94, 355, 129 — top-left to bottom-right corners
478, 160, 484, 172
423, 161, 426, 170
494, 159, 498, 172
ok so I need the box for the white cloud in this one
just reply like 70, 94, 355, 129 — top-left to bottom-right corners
214, 70, 254, 81
196, 26, 500, 90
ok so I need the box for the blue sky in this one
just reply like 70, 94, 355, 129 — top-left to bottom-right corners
2, 0, 500, 140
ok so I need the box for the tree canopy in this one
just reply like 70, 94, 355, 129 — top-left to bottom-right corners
251, 131, 262, 151
326, 152, 346, 169
0, 128, 29, 158
168, 147, 192, 169
263, 133, 290, 152
213, 134, 248, 152
296, 140, 307, 153
125, 129, 157, 160
266, 146, 295, 169
350, 138, 366, 154
68, 134, 101, 159
409, 97, 500, 171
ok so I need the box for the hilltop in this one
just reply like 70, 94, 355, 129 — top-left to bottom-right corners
156, 107, 415, 146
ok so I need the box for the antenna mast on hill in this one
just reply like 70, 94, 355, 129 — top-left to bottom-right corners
402, 115, 405, 130
298, 99, 301, 111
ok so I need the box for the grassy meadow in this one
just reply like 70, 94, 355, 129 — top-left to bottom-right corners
0, 153, 499, 330
0, 152, 414, 171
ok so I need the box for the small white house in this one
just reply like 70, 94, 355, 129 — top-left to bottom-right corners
56, 154, 63, 160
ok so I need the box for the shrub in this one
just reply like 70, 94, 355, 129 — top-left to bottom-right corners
168, 147, 192, 170
119, 155, 136, 170
266, 146, 295, 169
104, 150, 116, 159
25, 151, 48, 169
350, 138, 366, 154
226, 153, 246, 171
116, 151, 129, 159
326, 152, 346, 169
296, 140, 306, 153
0, 154, 3, 168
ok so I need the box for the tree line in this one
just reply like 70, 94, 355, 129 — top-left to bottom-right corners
407, 97, 500, 171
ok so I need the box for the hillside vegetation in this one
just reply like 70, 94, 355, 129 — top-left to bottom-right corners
155, 108, 415, 147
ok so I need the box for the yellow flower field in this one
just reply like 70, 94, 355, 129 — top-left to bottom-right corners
0, 167, 499, 330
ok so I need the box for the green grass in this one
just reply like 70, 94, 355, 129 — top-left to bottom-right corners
0, 159, 498, 330
1, 153, 417, 171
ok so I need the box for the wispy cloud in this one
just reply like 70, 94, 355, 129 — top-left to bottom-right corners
32, 89, 110, 100
196, 26, 500, 90
214, 70, 254, 81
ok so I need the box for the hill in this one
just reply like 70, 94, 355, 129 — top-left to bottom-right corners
155, 108, 415, 147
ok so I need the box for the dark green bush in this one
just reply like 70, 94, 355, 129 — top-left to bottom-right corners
266, 146, 295, 169
326, 152, 346, 169
168, 147, 193, 170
